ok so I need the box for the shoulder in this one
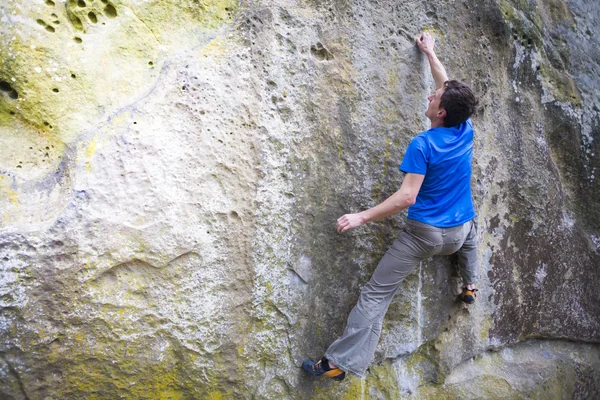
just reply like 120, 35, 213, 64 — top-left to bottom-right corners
409, 132, 431, 150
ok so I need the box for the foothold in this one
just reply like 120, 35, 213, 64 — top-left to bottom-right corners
46, 0, 55, 5
148, 61, 153, 66
78, 0, 86, 7
74, 37, 83, 43
104, 4, 117, 18
71, 74, 76, 78
46, 25, 56, 33
88, 12, 97, 23
53, 88, 59, 93
37, 19, 47, 26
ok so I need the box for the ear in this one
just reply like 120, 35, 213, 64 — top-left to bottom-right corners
437, 109, 447, 119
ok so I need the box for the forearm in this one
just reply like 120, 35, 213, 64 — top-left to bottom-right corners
337, 173, 424, 233
426, 51, 448, 89
359, 189, 416, 223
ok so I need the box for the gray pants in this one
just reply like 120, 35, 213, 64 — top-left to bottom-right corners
325, 219, 478, 378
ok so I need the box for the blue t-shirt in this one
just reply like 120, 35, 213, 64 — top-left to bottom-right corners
399, 118, 475, 228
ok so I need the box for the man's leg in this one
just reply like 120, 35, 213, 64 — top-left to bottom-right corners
455, 219, 478, 302
322, 226, 439, 378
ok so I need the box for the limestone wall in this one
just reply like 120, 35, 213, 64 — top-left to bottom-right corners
1, 0, 598, 398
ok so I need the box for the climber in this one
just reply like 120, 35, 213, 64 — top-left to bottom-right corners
302, 32, 480, 381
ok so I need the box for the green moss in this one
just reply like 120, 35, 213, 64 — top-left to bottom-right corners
538, 63, 581, 105
500, 0, 543, 49
546, 0, 575, 27
404, 341, 446, 385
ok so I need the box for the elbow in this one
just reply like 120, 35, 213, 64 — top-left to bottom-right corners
394, 194, 416, 210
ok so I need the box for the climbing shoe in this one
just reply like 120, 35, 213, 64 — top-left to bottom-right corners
302, 357, 346, 381
459, 287, 478, 304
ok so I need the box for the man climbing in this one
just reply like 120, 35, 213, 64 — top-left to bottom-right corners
303, 32, 480, 381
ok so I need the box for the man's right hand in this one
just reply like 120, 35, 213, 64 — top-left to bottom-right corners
415, 32, 448, 89
337, 213, 366, 233
416, 32, 435, 55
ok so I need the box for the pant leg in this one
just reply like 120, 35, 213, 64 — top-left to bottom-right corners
454, 219, 478, 285
325, 225, 440, 378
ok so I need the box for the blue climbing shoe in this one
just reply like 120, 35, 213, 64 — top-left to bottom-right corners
302, 357, 346, 381
459, 287, 478, 304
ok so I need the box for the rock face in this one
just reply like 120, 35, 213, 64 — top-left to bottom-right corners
1, 0, 599, 398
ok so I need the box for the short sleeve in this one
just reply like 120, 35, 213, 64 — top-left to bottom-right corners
399, 136, 429, 174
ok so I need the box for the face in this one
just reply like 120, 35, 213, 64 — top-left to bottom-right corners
426, 87, 446, 124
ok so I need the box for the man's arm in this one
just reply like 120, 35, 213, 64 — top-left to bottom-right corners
416, 33, 448, 89
336, 173, 425, 233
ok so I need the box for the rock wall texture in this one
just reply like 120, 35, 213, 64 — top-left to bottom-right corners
1, 0, 599, 399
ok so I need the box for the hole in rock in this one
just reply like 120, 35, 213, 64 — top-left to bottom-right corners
71, 16, 84, 30
46, 0, 55, 5
43, 121, 50, 126
0, 81, 18, 99
0, 81, 12, 92
52, 88, 59, 93
104, 4, 117, 18
46, 26, 56, 32
310, 42, 333, 61
133, 121, 137, 124
71, 73, 76, 78
78, 0, 86, 7
37, 19, 47, 26
51, 13, 58, 18
53, 20, 60, 24
88, 12, 97, 23
148, 61, 153, 66
9, 111, 15, 115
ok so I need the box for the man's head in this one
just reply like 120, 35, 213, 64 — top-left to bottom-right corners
426, 80, 478, 128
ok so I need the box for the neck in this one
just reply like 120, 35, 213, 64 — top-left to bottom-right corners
430, 120, 444, 129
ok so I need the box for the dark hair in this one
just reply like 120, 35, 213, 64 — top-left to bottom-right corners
440, 80, 479, 127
